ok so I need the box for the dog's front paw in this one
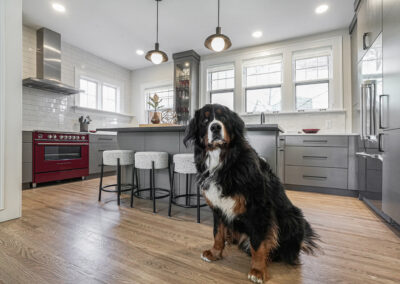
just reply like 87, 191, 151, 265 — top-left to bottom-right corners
247, 268, 266, 283
201, 249, 222, 262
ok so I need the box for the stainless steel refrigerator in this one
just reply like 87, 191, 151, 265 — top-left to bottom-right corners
381, 0, 400, 225
356, 34, 386, 217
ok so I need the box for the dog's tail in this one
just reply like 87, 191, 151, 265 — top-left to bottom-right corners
301, 221, 320, 255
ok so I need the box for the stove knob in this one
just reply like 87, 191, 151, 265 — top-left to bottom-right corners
60, 135, 64, 139
73, 136, 77, 140
81, 136, 85, 140
48, 134, 52, 139
68, 136, 72, 139
53, 135, 57, 139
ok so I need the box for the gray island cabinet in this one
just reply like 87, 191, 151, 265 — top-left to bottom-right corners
97, 124, 283, 198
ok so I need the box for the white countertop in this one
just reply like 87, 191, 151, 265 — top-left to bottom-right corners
280, 133, 359, 136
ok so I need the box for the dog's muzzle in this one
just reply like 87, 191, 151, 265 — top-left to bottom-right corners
210, 122, 222, 142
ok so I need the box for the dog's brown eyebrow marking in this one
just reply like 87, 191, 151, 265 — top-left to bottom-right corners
205, 111, 210, 118
216, 108, 222, 114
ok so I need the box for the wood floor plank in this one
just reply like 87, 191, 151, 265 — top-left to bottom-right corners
0, 176, 399, 283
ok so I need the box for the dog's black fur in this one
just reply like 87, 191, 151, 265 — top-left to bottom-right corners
184, 104, 319, 268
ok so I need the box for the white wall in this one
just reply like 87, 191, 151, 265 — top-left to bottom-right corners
0, 0, 23, 222
23, 26, 134, 132
130, 63, 173, 124
130, 30, 353, 133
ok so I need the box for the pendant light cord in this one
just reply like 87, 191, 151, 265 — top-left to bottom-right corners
217, 0, 220, 27
156, 0, 159, 43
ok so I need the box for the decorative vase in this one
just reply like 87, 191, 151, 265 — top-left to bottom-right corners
151, 111, 161, 124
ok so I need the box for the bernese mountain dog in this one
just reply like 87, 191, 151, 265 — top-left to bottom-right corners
183, 104, 319, 283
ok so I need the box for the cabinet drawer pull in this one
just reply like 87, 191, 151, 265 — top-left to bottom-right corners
98, 138, 114, 141
98, 149, 105, 152
302, 140, 328, 143
302, 175, 327, 180
302, 155, 328, 160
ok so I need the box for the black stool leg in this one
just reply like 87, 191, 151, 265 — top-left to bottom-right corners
98, 159, 104, 202
130, 165, 135, 208
117, 158, 121, 206
152, 161, 156, 213
197, 183, 201, 223
136, 168, 140, 197
168, 163, 174, 217
185, 174, 189, 206
149, 167, 153, 200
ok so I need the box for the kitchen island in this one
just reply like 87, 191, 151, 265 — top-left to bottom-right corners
97, 124, 283, 199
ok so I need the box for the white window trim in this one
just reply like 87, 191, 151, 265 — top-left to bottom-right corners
207, 64, 235, 108
140, 80, 173, 124
144, 84, 174, 113
243, 55, 283, 113
74, 67, 124, 114
293, 49, 333, 111
199, 35, 343, 114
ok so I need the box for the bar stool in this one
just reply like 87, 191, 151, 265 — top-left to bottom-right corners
98, 150, 135, 207
133, 151, 171, 213
169, 153, 207, 223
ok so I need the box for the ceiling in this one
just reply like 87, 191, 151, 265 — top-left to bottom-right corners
22, 0, 354, 70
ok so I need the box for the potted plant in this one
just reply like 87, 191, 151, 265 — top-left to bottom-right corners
147, 94, 164, 124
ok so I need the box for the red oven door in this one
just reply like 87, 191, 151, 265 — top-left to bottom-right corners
34, 142, 89, 173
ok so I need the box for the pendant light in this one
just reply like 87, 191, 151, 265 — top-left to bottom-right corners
146, 0, 168, 64
204, 0, 232, 52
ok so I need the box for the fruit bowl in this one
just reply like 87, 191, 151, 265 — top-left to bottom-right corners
303, 128, 320, 134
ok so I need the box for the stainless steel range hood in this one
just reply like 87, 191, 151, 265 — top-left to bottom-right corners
23, 28, 81, 95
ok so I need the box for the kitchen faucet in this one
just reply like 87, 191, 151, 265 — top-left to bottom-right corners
260, 112, 265, 124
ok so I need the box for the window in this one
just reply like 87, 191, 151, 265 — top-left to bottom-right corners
144, 85, 174, 123
294, 52, 331, 111
102, 85, 117, 112
208, 66, 234, 110
79, 78, 98, 109
78, 76, 120, 113
244, 56, 282, 113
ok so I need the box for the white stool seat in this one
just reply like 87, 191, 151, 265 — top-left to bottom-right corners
103, 150, 134, 166
135, 151, 168, 169
173, 153, 197, 174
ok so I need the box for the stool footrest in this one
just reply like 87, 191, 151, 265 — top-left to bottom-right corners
133, 188, 170, 200
171, 194, 208, 208
101, 184, 136, 193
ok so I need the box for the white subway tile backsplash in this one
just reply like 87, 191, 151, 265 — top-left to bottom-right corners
22, 26, 133, 132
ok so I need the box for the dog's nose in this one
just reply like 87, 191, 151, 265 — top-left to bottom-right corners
210, 123, 222, 133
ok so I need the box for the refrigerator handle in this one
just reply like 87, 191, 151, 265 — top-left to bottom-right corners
360, 84, 365, 140
379, 94, 389, 129
378, 133, 384, 152
370, 83, 376, 136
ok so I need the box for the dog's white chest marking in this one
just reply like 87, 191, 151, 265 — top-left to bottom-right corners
206, 148, 221, 172
203, 182, 237, 221
203, 149, 237, 221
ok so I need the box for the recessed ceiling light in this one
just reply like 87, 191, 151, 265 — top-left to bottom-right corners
136, 49, 144, 55
52, 3, 66, 13
315, 4, 329, 14
252, 31, 263, 38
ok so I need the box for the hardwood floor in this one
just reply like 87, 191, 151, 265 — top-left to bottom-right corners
1, 176, 399, 284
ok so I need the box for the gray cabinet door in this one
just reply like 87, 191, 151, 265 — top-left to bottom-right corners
382, 129, 400, 224
383, 0, 400, 130
357, 0, 382, 62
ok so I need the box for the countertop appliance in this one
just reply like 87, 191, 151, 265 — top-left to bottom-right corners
32, 131, 89, 187
356, 34, 385, 216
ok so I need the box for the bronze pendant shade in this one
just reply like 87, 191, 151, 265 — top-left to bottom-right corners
146, 0, 168, 64
204, 0, 232, 52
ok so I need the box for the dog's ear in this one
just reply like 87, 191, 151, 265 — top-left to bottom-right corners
230, 109, 245, 140
183, 109, 200, 147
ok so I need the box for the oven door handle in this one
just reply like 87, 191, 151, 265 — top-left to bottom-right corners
36, 143, 89, 146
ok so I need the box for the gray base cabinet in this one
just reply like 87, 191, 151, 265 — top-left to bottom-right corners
282, 135, 358, 191
89, 134, 118, 174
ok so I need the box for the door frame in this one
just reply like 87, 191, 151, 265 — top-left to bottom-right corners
0, 0, 6, 211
